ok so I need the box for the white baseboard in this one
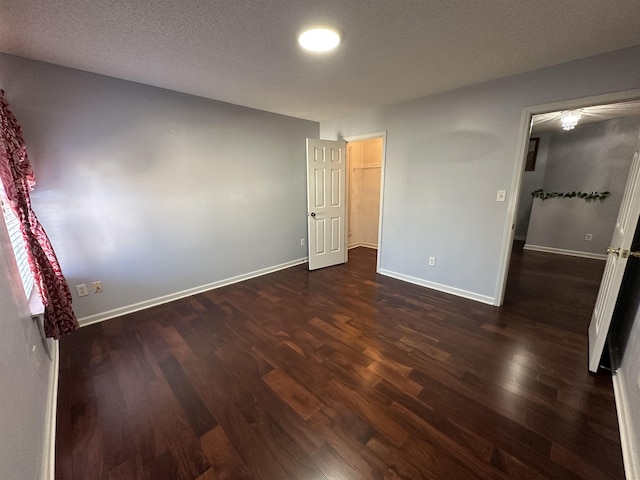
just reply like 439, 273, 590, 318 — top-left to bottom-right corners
348, 242, 378, 250
78, 257, 308, 327
43, 339, 59, 480
612, 371, 639, 480
378, 269, 495, 305
523, 244, 607, 260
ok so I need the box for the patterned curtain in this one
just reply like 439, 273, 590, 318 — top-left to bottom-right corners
0, 90, 78, 339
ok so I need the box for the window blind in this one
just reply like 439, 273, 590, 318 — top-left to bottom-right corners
0, 197, 34, 298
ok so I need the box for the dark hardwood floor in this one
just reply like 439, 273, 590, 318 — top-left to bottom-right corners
56, 245, 624, 479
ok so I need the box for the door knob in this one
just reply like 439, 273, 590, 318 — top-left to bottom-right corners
309, 212, 316, 218
607, 247, 620, 256
630, 251, 640, 259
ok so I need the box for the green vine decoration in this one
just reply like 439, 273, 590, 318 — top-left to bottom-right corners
531, 189, 610, 202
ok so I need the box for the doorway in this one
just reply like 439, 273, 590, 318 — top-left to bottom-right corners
499, 93, 640, 373
344, 131, 386, 272
516, 101, 640, 258
496, 90, 640, 307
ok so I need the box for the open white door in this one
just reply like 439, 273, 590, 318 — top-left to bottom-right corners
588, 134, 640, 372
306, 138, 347, 270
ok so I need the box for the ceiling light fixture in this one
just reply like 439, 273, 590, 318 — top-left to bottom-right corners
561, 110, 582, 130
298, 26, 341, 53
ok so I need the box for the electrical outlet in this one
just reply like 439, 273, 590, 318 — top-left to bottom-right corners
300, 238, 305, 247
428, 256, 436, 267
585, 233, 593, 241
93, 281, 103, 293
76, 284, 88, 297
496, 190, 507, 202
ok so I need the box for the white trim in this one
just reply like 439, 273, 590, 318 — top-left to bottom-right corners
43, 339, 59, 480
78, 257, 308, 327
348, 242, 378, 250
495, 88, 640, 306
523, 244, 607, 260
494, 106, 531, 306
612, 371, 639, 480
343, 131, 387, 274
379, 268, 495, 305
342, 131, 387, 143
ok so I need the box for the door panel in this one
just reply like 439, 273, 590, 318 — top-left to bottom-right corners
316, 218, 325, 254
588, 141, 640, 372
314, 169, 325, 207
331, 216, 341, 251
307, 139, 347, 270
331, 169, 341, 206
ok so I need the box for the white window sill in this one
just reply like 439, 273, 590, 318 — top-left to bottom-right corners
29, 289, 54, 358
29, 288, 44, 318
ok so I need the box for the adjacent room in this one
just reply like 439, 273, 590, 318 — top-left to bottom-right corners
1, 1, 640, 479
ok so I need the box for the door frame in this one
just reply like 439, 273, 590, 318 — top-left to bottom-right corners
343, 131, 387, 273
494, 88, 640, 306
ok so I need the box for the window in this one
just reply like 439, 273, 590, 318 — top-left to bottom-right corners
0, 196, 34, 298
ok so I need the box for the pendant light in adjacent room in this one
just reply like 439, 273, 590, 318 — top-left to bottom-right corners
561, 110, 582, 130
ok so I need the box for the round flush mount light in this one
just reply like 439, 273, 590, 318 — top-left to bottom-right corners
298, 26, 341, 53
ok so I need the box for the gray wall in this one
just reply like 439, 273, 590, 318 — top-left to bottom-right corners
0, 219, 54, 478
609, 219, 640, 475
526, 117, 640, 255
515, 132, 550, 240
320, 46, 640, 302
0, 53, 319, 321
616, 301, 640, 475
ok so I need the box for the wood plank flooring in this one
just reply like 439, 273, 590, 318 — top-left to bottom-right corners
56, 245, 625, 479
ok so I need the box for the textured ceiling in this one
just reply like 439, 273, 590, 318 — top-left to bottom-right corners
1, 0, 639, 121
